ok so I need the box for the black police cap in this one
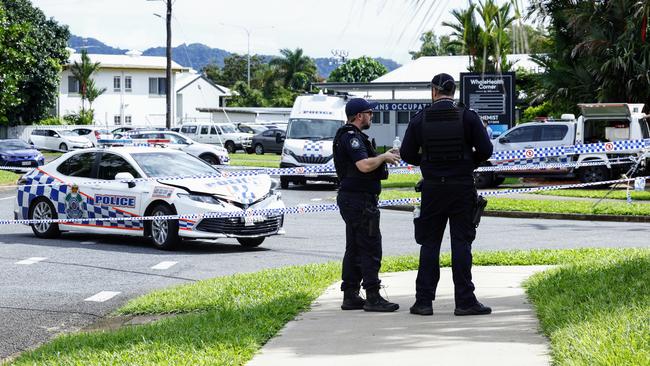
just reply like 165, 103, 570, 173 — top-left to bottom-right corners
430, 73, 456, 92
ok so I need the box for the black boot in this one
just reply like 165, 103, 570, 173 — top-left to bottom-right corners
409, 300, 433, 316
454, 302, 492, 316
363, 288, 399, 312
341, 289, 365, 310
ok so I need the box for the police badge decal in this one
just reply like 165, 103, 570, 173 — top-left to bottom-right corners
64, 184, 84, 219
350, 138, 361, 149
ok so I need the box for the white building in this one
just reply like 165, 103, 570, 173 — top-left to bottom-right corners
58, 50, 229, 128
176, 72, 231, 123
315, 54, 542, 146
196, 107, 291, 124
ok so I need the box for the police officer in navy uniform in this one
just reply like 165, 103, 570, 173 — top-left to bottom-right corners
333, 98, 401, 312
400, 73, 494, 316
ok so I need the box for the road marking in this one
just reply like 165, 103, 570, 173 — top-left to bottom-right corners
151, 261, 178, 270
84, 291, 120, 302
16, 257, 47, 265
0, 196, 14, 201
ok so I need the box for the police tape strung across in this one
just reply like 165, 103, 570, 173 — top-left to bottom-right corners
1, 176, 647, 226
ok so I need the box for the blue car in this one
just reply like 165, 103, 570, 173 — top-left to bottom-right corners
0, 139, 45, 171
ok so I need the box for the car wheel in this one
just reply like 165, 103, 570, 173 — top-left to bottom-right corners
29, 198, 60, 239
237, 237, 265, 247
224, 141, 236, 153
579, 165, 610, 185
473, 171, 494, 189
59, 143, 68, 152
254, 144, 264, 155
199, 153, 219, 165
148, 204, 179, 250
280, 177, 289, 189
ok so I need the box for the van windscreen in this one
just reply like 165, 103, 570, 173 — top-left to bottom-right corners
286, 119, 343, 141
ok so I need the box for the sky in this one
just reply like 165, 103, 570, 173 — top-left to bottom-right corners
31, 0, 533, 65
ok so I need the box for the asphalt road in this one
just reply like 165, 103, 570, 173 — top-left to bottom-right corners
0, 183, 648, 360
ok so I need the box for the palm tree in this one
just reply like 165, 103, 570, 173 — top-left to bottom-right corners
69, 49, 102, 114
269, 48, 317, 91
443, 3, 481, 66
85, 79, 106, 116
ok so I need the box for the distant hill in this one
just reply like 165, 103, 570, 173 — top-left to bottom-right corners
68, 34, 401, 78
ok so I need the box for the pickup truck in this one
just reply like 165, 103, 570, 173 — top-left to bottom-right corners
475, 103, 650, 188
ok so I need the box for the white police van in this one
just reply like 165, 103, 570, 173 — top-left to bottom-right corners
278, 93, 346, 188
14, 146, 284, 250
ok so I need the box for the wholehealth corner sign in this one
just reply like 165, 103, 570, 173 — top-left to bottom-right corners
460, 72, 515, 136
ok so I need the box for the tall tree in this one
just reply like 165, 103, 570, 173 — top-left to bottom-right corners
0, 0, 69, 124
409, 32, 463, 59
69, 49, 102, 115
203, 54, 264, 88
328, 56, 388, 82
270, 48, 317, 91
528, 0, 650, 112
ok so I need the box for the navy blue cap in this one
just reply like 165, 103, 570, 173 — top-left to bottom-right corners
345, 98, 378, 117
430, 73, 456, 92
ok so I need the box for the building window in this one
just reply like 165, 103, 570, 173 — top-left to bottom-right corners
372, 111, 380, 125
113, 76, 121, 91
382, 111, 391, 124
148, 77, 166, 95
68, 76, 80, 94
125, 116, 132, 125
114, 115, 121, 125
397, 111, 413, 124
124, 76, 132, 92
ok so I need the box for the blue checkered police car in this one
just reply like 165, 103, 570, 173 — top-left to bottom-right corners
14, 146, 284, 249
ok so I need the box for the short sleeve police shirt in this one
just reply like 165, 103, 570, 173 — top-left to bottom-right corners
340, 131, 369, 163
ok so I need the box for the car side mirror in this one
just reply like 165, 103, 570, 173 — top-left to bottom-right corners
115, 172, 136, 188
498, 137, 509, 144
276, 133, 285, 144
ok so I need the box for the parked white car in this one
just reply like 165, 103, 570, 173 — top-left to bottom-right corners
71, 128, 113, 146
15, 146, 284, 249
29, 129, 92, 151
179, 122, 253, 153
126, 130, 230, 165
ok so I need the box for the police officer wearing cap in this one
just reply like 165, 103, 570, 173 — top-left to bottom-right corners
333, 98, 401, 312
400, 73, 494, 316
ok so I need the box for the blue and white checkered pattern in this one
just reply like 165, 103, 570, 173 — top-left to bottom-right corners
16, 170, 142, 230
212, 177, 259, 204
303, 141, 325, 157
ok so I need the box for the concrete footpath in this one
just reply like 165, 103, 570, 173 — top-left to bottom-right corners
248, 266, 552, 366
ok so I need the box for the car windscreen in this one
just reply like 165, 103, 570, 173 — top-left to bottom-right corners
220, 124, 237, 133
131, 152, 218, 177
286, 119, 343, 140
59, 130, 78, 136
0, 140, 32, 150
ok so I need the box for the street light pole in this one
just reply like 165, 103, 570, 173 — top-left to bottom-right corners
165, 0, 172, 129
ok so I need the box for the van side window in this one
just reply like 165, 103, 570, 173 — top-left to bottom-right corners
181, 126, 197, 134
200, 126, 209, 135
540, 125, 568, 141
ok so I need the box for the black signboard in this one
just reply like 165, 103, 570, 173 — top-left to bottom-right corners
459, 72, 515, 136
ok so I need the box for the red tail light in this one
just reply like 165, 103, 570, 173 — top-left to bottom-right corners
95, 131, 101, 138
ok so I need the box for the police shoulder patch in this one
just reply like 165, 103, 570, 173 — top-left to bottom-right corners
350, 137, 361, 149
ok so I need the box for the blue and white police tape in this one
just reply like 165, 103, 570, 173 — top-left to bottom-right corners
2, 156, 640, 190
489, 138, 650, 161
3, 176, 648, 226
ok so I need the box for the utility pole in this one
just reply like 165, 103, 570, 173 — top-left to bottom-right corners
165, 0, 172, 129
148, 0, 173, 129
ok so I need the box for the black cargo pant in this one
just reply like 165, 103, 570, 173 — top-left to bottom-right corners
337, 191, 382, 292
413, 178, 478, 309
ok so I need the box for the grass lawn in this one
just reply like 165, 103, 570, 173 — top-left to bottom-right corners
0, 170, 19, 186
524, 251, 650, 365
11, 248, 648, 366
532, 188, 650, 201
379, 190, 650, 216
228, 153, 281, 168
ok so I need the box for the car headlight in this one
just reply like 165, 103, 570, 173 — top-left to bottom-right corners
282, 148, 291, 156
177, 193, 223, 205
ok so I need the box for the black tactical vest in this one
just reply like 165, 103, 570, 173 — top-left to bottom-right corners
421, 106, 473, 163
333, 124, 388, 181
